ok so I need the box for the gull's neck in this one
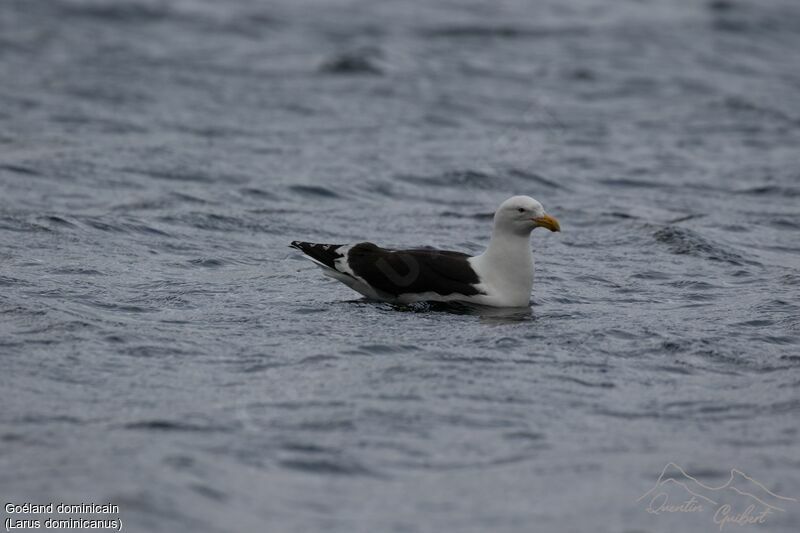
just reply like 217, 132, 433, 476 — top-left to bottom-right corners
481, 225, 534, 269
473, 224, 534, 305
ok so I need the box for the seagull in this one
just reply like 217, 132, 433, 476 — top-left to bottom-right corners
291, 195, 560, 307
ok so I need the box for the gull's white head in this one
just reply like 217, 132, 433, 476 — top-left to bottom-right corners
493, 195, 561, 236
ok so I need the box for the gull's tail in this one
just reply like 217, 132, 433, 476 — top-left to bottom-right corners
290, 241, 345, 270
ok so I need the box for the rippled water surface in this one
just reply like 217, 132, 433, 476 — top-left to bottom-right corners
2, 0, 800, 532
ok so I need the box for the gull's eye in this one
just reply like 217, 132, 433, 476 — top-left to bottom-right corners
517, 208, 525, 213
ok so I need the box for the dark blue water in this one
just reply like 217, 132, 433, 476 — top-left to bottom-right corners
2, 1, 799, 532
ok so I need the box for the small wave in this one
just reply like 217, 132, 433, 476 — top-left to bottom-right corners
171, 192, 210, 205
0, 215, 52, 233
81, 218, 122, 232
600, 178, 670, 189
666, 280, 721, 290
630, 270, 672, 280
41, 215, 77, 228
16, 414, 86, 425
0, 163, 40, 176
503, 431, 545, 441
186, 258, 227, 268
768, 217, 800, 230
733, 319, 774, 328
287, 185, 341, 198
215, 11, 279, 38
76, 216, 172, 236
51, 114, 147, 134
493, 337, 522, 350
597, 401, 758, 421
280, 442, 329, 454
83, 300, 155, 313
574, 274, 621, 288
59, 1, 169, 22
420, 24, 587, 40
237, 361, 288, 373
649, 364, 695, 375
0, 275, 30, 286
158, 212, 271, 233
239, 187, 279, 200
440, 211, 494, 220
122, 345, 189, 358
347, 344, 420, 355
708, 0, 736, 12
278, 418, 355, 432
109, 196, 201, 217
432, 353, 502, 364
751, 335, 798, 346
172, 124, 251, 140
47, 267, 105, 275
400, 169, 493, 189
780, 274, 800, 286
292, 307, 327, 315
565, 67, 597, 82
124, 419, 233, 433
190, 483, 228, 502
163, 454, 196, 471
296, 354, 339, 365
710, 8, 800, 36
319, 48, 384, 75
120, 165, 249, 185
1, 433, 24, 443
506, 169, 566, 190
262, 400, 348, 411
279, 458, 375, 477
127, 168, 214, 184
125, 221, 171, 236
547, 375, 616, 389
653, 226, 752, 265
736, 185, 800, 197
399, 168, 560, 193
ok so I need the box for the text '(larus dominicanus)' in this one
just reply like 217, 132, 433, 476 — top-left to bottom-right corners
291, 195, 560, 307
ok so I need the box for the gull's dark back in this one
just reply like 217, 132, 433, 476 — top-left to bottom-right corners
292, 241, 482, 297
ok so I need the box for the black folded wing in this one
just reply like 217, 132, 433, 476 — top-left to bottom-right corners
346, 242, 482, 297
